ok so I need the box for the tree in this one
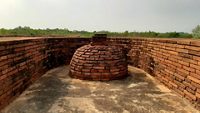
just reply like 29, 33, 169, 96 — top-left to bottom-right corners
192, 25, 200, 38
124, 30, 129, 36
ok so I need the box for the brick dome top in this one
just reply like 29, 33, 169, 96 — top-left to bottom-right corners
69, 34, 128, 81
70, 44, 128, 81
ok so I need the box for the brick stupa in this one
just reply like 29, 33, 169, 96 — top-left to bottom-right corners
69, 34, 128, 81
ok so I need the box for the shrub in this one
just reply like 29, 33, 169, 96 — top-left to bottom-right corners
192, 25, 200, 38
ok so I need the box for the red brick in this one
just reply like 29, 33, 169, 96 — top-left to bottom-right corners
174, 73, 185, 81
176, 44, 185, 49
190, 64, 200, 70
183, 81, 196, 91
197, 89, 200, 93
173, 62, 182, 68
191, 82, 200, 89
177, 68, 189, 75
184, 90, 197, 100
93, 66, 105, 70
178, 60, 189, 66
196, 92, 200, 98
186, 87, 195, 94
176, 48, 189, 53
0, 56, 7, 61
173, 80, 186, 89
185, 46, 200, 51
187, 76, 200, 84
189, 50, 200, 56
190, 72, 200, 80
193, 56, 200, 61
174, 88, 185, 97
169, 81, 178, 88
82, 69, 90, 72
177, 40, 191, 45
190, 41, 200, 47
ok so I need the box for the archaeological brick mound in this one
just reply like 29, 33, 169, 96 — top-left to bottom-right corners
69, 34, 128, 81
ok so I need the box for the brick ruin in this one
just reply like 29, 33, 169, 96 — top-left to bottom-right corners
70, 34, 128, 80
0, 37, 200, 110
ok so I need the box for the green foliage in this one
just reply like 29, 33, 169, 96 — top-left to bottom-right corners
0, 26, 192, 38
107, 31, 192, 38
192, 25, 200, 38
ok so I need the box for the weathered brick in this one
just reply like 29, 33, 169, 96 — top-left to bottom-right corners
187, 76, 200, 84
197, 89, 200, 93
190, 41, 200, 47
191, 82, 200, 89
178, 60, 189, 66
82, 69, 90, 72
196, 92, 200, 98
182, 66, 195, 72
2, 37, 200, 110
183, 81, 196, 91
189, 50, 200, 56
193, 56, 200, 61
190, 64, 200, 70
174, 73, 185, 81
184, 90, 197, 101
177, 40, 191, 45
185, 46, 200, 51
176, 48, 189, 53
169, 81, 178, 88
177, 68, 189, 75
190, 72, 200, 80
186, 87, 196, 94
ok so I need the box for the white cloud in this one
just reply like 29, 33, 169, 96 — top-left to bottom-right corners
0, 0, 200, 32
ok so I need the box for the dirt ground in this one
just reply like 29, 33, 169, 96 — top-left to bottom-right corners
1, 66, 199, 113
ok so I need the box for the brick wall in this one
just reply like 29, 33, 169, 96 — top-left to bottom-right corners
0, 37, 200, 110
109, 38, 200, 109
0, 38, 90, 109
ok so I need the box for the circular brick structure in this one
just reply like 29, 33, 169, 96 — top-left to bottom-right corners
69, 34, 128, 81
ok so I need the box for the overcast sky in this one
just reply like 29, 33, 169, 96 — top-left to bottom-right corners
0, 0, 200, 33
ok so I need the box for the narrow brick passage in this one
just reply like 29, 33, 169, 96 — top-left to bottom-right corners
1, 66, 198, 113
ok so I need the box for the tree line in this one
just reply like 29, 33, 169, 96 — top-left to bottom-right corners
0, 26, 199, 38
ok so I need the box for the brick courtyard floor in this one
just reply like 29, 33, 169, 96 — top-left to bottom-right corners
1, 66, 199, 113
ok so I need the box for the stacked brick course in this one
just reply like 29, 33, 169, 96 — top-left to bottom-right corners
0, 39, 47, 109
0, 37, 200, 110
0, 38, 90, 110
70, 45, 128, 80
109, 38, 200, 109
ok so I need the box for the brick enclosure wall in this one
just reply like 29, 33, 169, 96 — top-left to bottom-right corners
0, 38, 90, 109
0, 37, 200, 110
109, 38, 200, 109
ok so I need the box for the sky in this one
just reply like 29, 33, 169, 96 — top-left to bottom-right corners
0, 0, 200, 33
